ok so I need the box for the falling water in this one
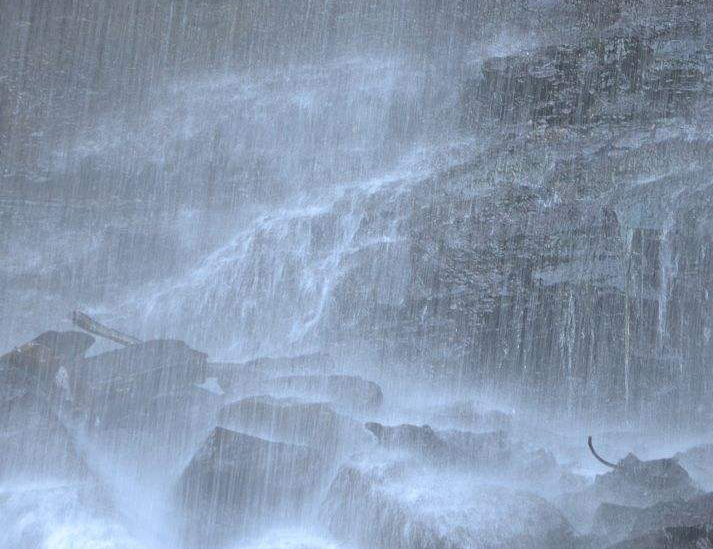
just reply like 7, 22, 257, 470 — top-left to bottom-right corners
3, 1, 713, 548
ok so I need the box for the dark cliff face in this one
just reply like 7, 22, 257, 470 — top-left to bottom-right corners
2, 0, 712, 428
370, 1, 713, 426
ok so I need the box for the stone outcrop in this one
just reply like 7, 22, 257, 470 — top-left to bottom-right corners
176, 427, 325, 547
258, 374, 383, 412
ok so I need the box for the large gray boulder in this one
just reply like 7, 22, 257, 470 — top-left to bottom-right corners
365, 422, 512, 469
607, 525, 713, 549
258, 374, 383, 412
1, 330, 94, 386
69, 339, 209, 430
219, 395, 370, 457
176, 427, 325, 547
322, 456, 576, 549
0, 365, 87, 482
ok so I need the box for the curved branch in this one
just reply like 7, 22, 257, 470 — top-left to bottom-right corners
588, 436, 619, 469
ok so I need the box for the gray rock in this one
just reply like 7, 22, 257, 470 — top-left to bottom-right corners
176, 427, 325, 547
607, 525, 713, 549
219, 395, 369, 456
365, 422, 512, 469
322, 456, 576, 549
69, 339, 208, 430
259, 374, 383, 412
1, 330, 94, 386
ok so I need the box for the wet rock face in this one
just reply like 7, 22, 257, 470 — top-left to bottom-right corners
69, 339, 209, 430
176, 427, 325, 547
0, 366, 86, 482
365, 422, 512, 469
259, 374, 383, 412
219, 396, 369, 456
463, 13, 709, 130
322, 458, 576, 549
1, 330, 95, 385
608, 525, 713, 549
595, 453, 698, 505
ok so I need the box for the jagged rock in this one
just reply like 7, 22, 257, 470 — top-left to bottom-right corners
69, 339, 209, 429
595, 453, 698, 505
365, 422, 511, 469
626, 493, 713, 538
176, 427, 325, 547
675, 445, 713, 490
593, 503, 646, 543
219, 395, 369, 456
208, 352, 335, 393
258, 374, 383, 411
1, 330, 94, 385
0, 365, 87, 481
561, 452, 699, 528
322, 456, 576, 549
464, 22, 710, 130
426, 400, 512, 431
608, 525, 713, 549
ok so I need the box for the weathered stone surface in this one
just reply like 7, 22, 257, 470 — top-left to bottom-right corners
607, 525, 713, 549
69, 339, 209, 429
365, 422, 511, 469
219, 395, 369, 456
259, 374, 383, 411
675, 445, 713, 490
561, 452, 699, 528
593, 503, 646, 543
1, 330, 94, 385
595, 453, 698, 506
0, 365, 86, 481
176, 427, 325, 547
322, 456, 576, 549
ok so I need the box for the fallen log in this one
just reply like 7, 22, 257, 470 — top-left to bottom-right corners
71, 311, 141, 347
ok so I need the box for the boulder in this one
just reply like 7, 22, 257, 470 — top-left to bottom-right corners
607, 525, 713, 549
219, 395, 369, 456
176, 427, 325, 547
1, 330, 94, 385
322, 456, 576, 549
365, 422, 512, 469
0, 365, 87, 481
627, 493, 713, 539
69, 340, 209, 430
426, 400, 512, 431
592, 503, 645, 543
675, 445, 713, 490
208, 352, 335, 393
258, 374, 383, 412
595, 453, 698, 506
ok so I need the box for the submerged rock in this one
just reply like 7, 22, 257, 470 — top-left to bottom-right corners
176, 427, 325, 547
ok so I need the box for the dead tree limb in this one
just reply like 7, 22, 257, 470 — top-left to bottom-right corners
71, 311, 141, 347
588, 435, 620, 469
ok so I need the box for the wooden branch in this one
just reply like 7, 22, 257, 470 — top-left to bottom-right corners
71, 311, 141, 347
588, 435, 620, 469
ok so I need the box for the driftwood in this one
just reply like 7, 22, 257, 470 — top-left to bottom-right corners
588, 435, 620, 469
71, 311, 141, 347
